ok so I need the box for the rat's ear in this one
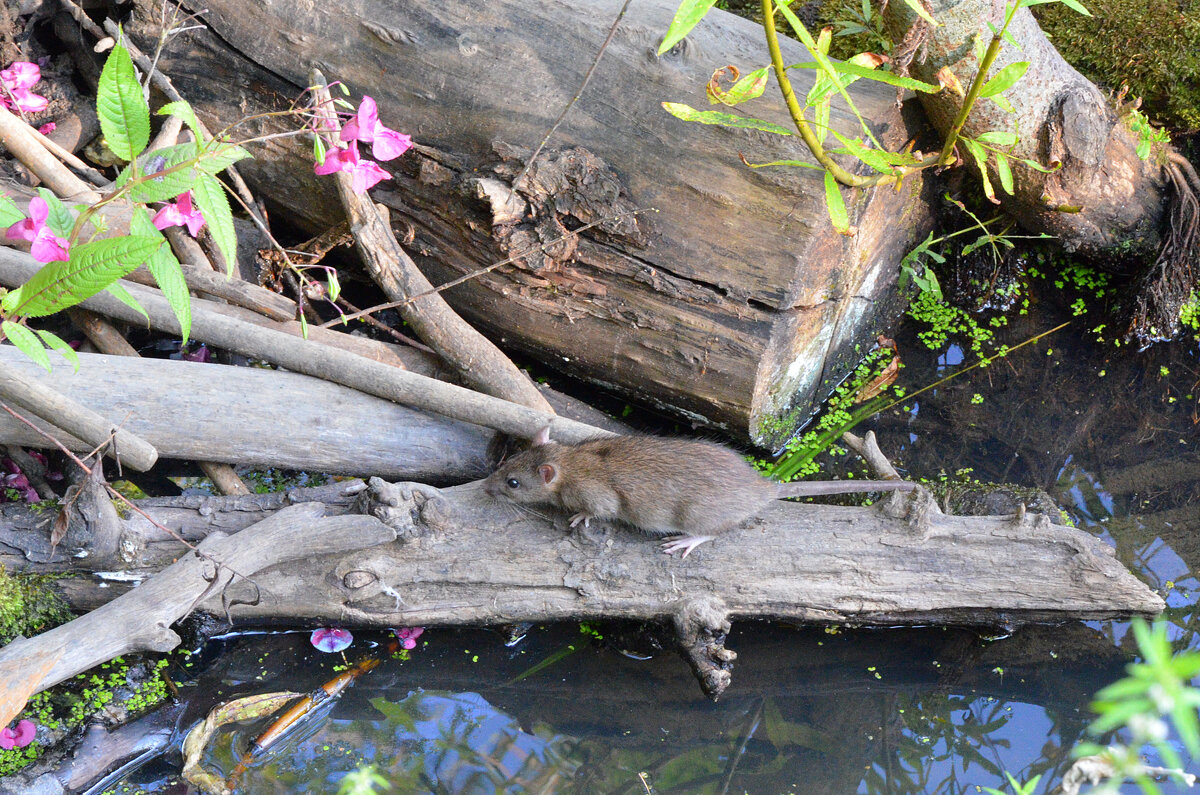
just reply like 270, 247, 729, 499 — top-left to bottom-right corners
537, 463, 558, 485
532, 426, 553, 447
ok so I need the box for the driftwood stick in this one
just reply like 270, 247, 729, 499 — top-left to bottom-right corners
0, 358, 158, 471
125, 260, 297, 322
309, 72, 553, 414
0, 106, 101, 202
0, 249, 608, 443
0, 503, 396, 696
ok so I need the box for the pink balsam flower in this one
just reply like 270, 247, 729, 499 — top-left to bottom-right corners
311, 627, 353, 653
152, 191, 206, 237
6, 197, 69, 262
0, 720, 36, 749
0, 61, 48, 113
393, 626, 424, 650
340, 96, 412, 161
313, 142, 390, 194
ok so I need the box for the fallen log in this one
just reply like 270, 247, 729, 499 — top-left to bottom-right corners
125, 0, 937, 448
0, 466, 1162, 697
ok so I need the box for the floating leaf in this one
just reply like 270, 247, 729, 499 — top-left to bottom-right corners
659, 0, 717, 54
96, 43, 150, 162
1, 321, 49, 371
192, 172, 237, 274
2, 236, 162, 317
33, 328, 79, 372
662, 102, 793, 135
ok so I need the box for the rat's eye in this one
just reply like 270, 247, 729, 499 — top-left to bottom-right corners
506, 478, 521, 489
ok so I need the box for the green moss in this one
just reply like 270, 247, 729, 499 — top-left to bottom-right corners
1034, 0, 1200, 131
0, 567, 73, 645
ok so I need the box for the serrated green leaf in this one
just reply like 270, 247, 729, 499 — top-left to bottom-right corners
902, 0, 938, 25
658, 0, 718, 54
192, 172, 237, 275
106, 280, 149, 323
823, 171, 850, 234
119, 143, 202, 203
96, 43, 150, 162
5, 236, 162, 317
197, 142, 252, 176
662, 102, 794, 135
979, 61, 1029, 98
37, 189, 74, 238
2, 321, 50, 371
131, 207, 191, 342
0, 194, 24, 228
995, 152, 1014, 194
976, 130, 1018, 146
33, 328, 79, 372
156, 99, 203, 140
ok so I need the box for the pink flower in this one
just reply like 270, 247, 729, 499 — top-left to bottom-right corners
37, 122, 55, 135
313, 142, 390, 194
0, 720, 36, 749
393, 626, 424, 650
152, 191, 206, 237
340, 96, 412, 161
310, 627, 353, 653
6, 197, 69, 262
0, 61, 48, 114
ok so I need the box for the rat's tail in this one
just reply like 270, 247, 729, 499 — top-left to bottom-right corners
775, 480, 916, 499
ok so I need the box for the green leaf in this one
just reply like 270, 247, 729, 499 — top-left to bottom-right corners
1018, 157, 1060, 173
0, 194, 25, 228
962, 138, 998, 203
2, 321, 50, 371
902, 0, 938, 25
995, 153, 1014, 194
743, 158, 823, 170
326, 269, 341, 302
156, 99, 203, 140
979, 61, 1029, 98
829, 130, 894, 174
658, 0, 717, 54
3, 236, 162, 318
823, 171, 850, 234
712, 66, 769, 105
1056, 0, 1092, 15
96, 43, 150, 162
197, 142, 252, 176
105, 280, 149, 322
976, 130, 1018, 146
792, 60, 941, 93
118, 143, 202, 204
37, 189, 74, 238
661, 102, 794, 135
131, 207, 191, 342
192, 172, 237, 274
33, 328, 79, 372
992, 94, 1016, 113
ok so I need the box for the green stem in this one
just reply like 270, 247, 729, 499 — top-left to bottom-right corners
936, 6, 1018, 166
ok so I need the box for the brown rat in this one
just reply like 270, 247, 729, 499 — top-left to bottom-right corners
483, 427, 916, 558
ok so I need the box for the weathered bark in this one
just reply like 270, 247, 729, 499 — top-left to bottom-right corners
0, 473, 1162, 697
0, 345, 493, 482
125, 0, 937, 448
882, 0, 1166, 254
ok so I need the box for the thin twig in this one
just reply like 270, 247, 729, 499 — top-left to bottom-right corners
511, 0, 633, 189
320, 207, 656, 328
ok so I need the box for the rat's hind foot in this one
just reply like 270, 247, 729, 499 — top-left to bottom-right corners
569, 512, 592, 528
660, 534, 715, 559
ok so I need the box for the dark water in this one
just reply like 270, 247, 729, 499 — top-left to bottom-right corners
103, 304, 1199, 794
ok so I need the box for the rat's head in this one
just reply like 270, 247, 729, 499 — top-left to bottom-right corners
483, 426, 562, 504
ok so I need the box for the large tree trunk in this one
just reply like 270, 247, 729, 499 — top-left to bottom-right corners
121, 0, 936, 448
882, 0, 1167, 254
